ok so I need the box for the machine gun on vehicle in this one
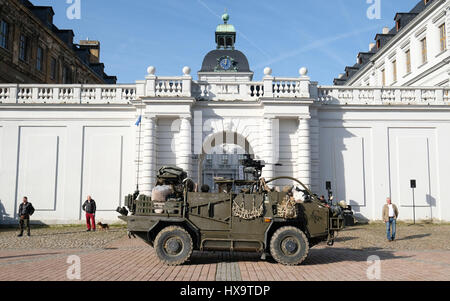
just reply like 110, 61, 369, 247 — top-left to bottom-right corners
239, 154, 266, 180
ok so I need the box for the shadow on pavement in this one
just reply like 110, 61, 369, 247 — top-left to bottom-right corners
26, 229, 125, 237
189, 251, 261, 265
0, 252, 61, 260
339, 227, 362, 232
302, 247, 413, 265
188, 247, 413, 266
334, 236, 358, 242
396, 233, 431, 241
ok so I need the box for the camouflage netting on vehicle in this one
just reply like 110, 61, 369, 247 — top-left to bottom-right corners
276, 199, 298, 219
232, 200, 264, 220
157, 166, 187, 183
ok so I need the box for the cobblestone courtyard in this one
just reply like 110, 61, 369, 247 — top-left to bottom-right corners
0, 224, 449, 281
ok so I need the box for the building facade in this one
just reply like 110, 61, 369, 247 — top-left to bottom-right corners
0, 0, 116, 84
0, 3, 450, 225
335, 0, 449, 87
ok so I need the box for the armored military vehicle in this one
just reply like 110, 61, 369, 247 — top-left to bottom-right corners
118, 157, 345, 266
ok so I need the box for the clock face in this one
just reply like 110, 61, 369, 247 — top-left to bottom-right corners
219, 57, 232, 70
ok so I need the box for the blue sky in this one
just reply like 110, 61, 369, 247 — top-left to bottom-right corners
36, 0, 417, 84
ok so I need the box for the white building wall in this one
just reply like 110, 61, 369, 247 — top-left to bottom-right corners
318, 108, 450, 222
0, 107, 136, 224
349, 0, 450, 87
1, 71, 449, 225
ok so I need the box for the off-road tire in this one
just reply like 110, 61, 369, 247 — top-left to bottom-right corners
270, 226, 309, 266
154, 226, 193, 266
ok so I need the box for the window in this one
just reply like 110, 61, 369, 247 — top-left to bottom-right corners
421, 37, 427, 64
50, 58, 57, 80
222, 155, 229, 165
36, 47, 44, 72
62, 66, 72, 84
405, 50, 411, 74
439, 23, 446, 52
381, 69, 386, 86
19, 35, 28, 61
392, 60, 397, 83
0, 20, 8, 49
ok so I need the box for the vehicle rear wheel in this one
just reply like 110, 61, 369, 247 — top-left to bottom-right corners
270, 226, 309, 266
154, 226, 193, 266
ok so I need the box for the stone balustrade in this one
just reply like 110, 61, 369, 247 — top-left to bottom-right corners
1, 78, 449, 106
135, 66, 311, 101
0, 84, 137, 104
155, 77, 184, 97
317, 86, 450, 105
272, 78, 302, 98
191, 81, 266, 101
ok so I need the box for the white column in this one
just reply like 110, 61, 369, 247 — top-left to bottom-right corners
263, 67, 274, 98
447, 7, 450, 57
310, 111, 320, 193
182, 66, 192, 97
142, 116, 157, 195
297, 116, 311, 188
178, 116, 192, 176
261, 117, 275, 181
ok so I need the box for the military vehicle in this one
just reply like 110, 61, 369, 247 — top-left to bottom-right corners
118, 156, 345, 266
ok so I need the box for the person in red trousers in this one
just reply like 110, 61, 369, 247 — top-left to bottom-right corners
82, 195, 97, 232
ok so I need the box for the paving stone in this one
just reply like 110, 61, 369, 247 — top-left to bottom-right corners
1, 224, 450, 281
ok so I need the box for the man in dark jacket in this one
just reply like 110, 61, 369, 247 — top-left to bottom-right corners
18, 197, 35, 237
82, 195, 97, 232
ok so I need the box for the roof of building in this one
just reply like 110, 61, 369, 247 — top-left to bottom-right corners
200, 49, 251, 73
216, 24, 236, 33
200, 13, 251, 73
216, 13, 236, 33
18, 0, 116, 83
333, 0, 437, 85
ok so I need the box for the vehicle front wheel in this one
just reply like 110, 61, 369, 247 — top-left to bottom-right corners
154, 226, 193, 266
270, 226, 309, 266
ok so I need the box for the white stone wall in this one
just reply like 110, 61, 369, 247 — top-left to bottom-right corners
1, 74, 450, 225
0, 106, 136, 224
1, 101, 450, 223
318, 107, 450, 222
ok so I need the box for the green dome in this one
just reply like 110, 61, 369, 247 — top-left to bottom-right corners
216, 23, 236, 33
222, 13, 229, 23
216, 13, 235, 33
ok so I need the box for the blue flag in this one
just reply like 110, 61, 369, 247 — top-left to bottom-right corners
135, 115, 142, 126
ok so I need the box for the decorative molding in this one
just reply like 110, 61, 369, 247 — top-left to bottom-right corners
388, 51, 397, 61
432, 10, 446, 24
414, 26, 427, 38
400, 39, 411, 50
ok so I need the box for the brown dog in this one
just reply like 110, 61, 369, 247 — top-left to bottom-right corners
97, 222, 110, 231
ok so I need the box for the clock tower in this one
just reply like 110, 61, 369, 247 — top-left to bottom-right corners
199, 13, 253, 82
215, 13, 236, 50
